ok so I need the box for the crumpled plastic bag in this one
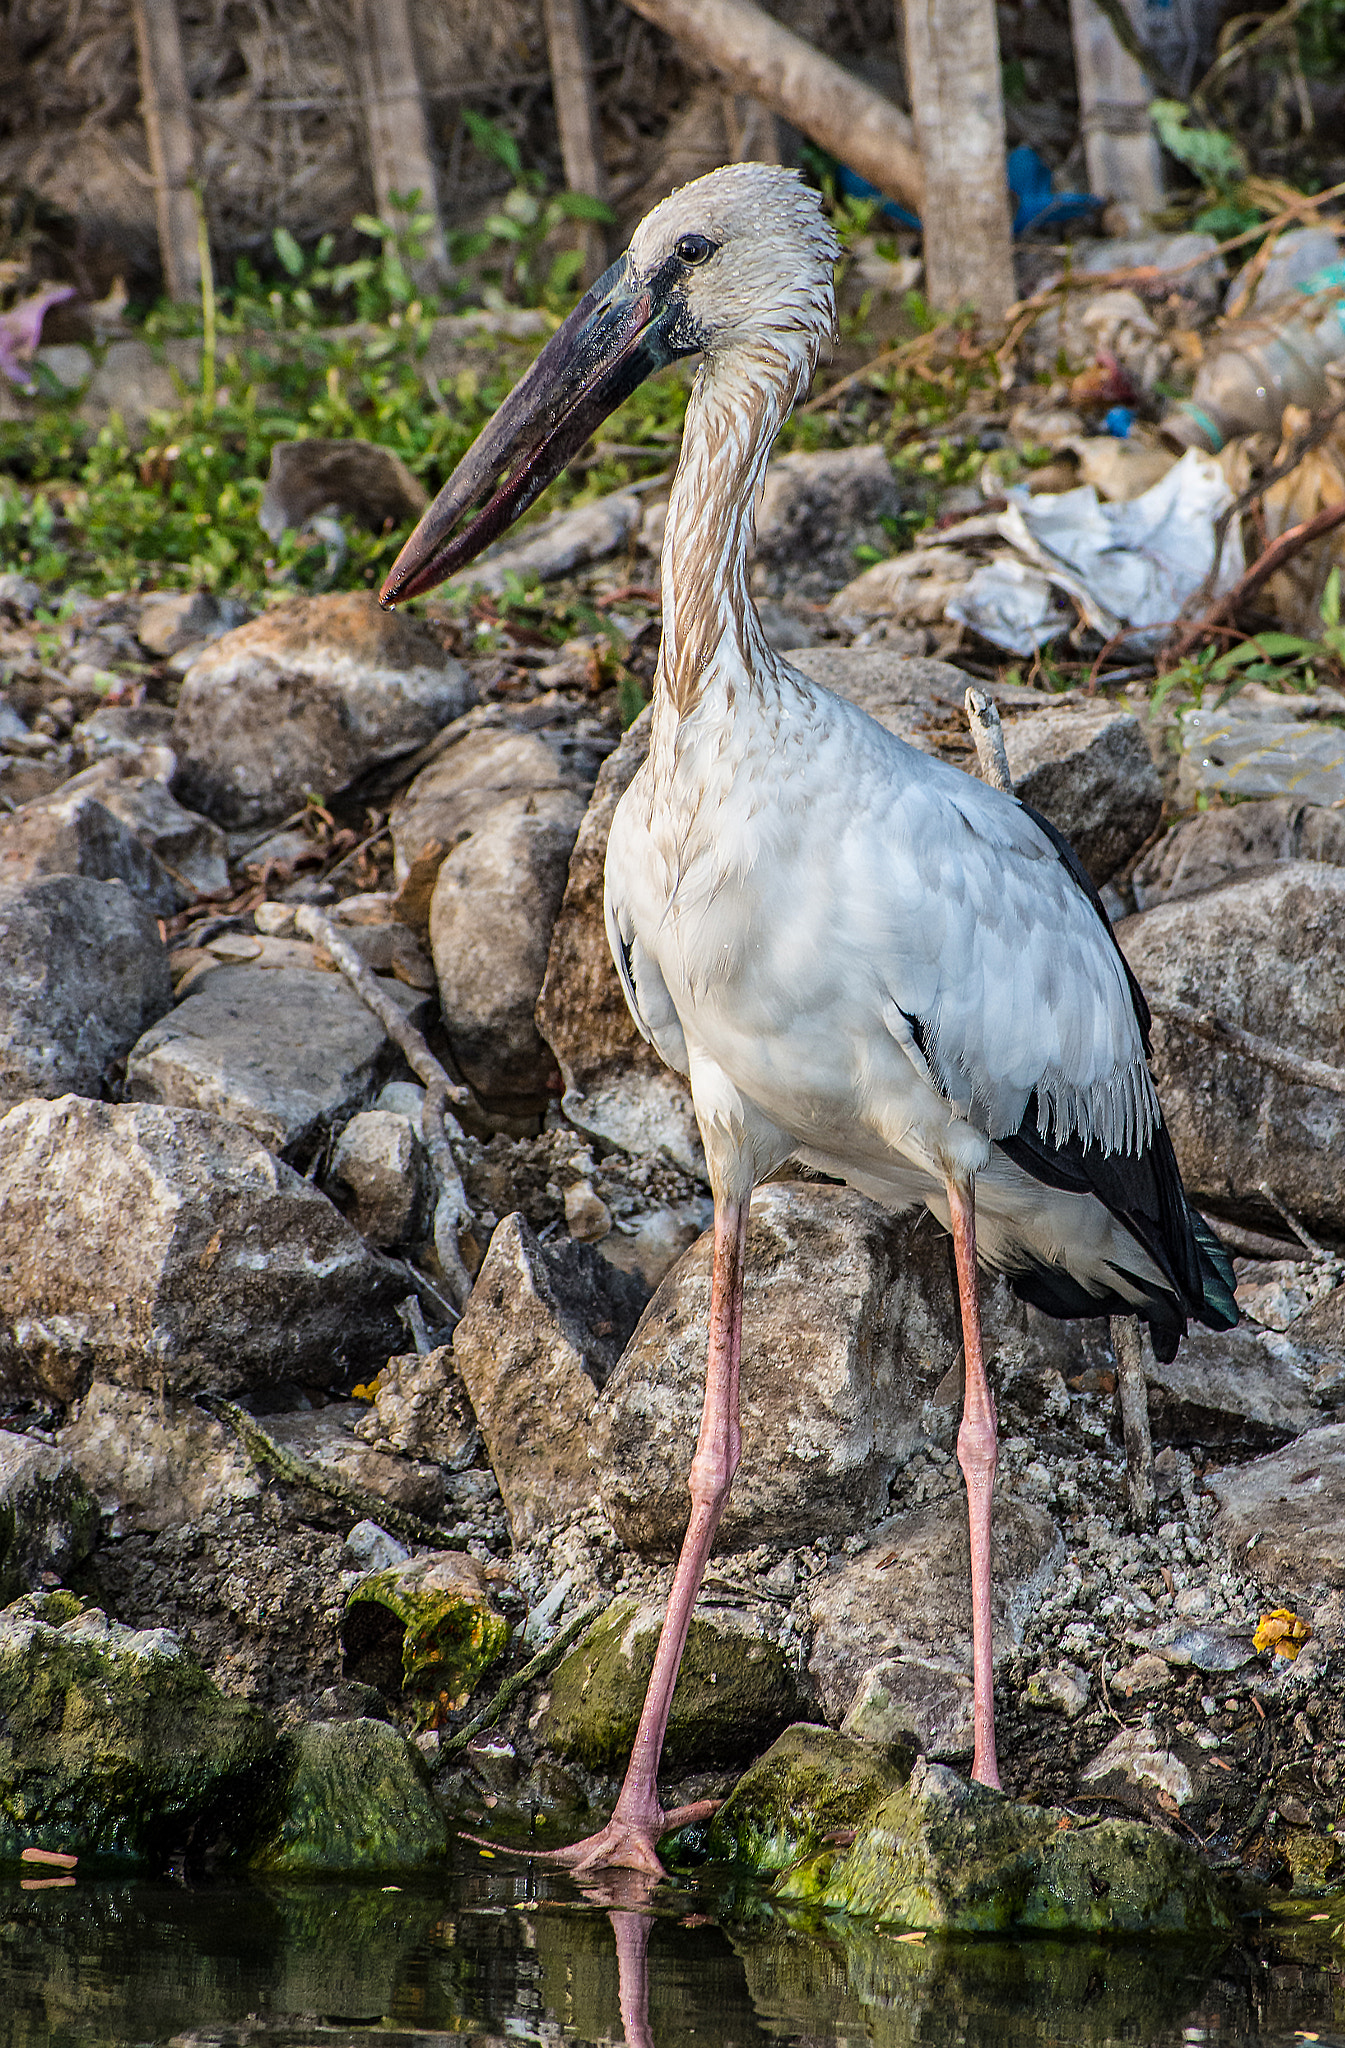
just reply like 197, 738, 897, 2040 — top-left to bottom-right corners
1181, 697, 1345, 806
954, 449, 1244, 654
945, 557, 1067, 655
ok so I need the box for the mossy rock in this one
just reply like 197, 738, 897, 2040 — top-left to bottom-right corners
0, 1597, 278, 1869
540, 1598, 808, 1775
250, 1717, 449, 1874
341, 1550, 508, 1713
782, 1758, 1234, 1935
685, 1722, 912, 1874
1284, 1828, 1344, 1893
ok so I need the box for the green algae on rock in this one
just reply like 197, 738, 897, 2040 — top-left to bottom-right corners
250, 1717, 449, 1874
684, 1725, 1233, 1936
340, 1549, 508, 1712
686, 1722, 911, 1874
540, 1597, 808, 1775
0, 1596, 278, 1869
783, 1758, 1235, 1936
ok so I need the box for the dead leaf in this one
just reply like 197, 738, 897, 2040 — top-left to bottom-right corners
1254, 1608, 1313, 1660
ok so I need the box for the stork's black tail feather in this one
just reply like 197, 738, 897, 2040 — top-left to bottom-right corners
1192, 1211, 1238, 1332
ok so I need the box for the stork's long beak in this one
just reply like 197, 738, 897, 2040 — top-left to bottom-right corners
379, 257, 682, 606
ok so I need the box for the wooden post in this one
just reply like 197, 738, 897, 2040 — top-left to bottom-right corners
1069, 0, 1165, 220
131, 0, 200, 302
543, 0, 610, 283
356, 0, 449, 283
621, 0, 923, 215
901, 0, 1015, 322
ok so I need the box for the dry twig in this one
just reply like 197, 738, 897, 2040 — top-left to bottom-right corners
441, 1598, 608, 1755
1110, 1316, 1157, 1529
294, 906, 475, 1306
1151, 996, 1345, 1098
203, 1395, 470, 1550
1165, 497, 1345, 662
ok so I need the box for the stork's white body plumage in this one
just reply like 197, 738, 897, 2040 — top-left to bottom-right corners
382, 158, 1235, 1875
608, 659, 1171, 1306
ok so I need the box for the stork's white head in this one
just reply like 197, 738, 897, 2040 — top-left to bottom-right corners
628, 163, 840, 369
380, 164, 840, 604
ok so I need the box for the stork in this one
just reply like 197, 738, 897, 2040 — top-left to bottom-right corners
380, 163, 1237, 1877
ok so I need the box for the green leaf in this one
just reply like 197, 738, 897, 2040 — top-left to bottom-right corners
1149, 100, 1247, 192
555, 191, 615, 224
463, 110, 522, 179
273, 226, 306, 278
352, 214, 391, 242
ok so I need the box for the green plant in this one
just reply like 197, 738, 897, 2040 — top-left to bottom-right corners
1149, 100, 1261, 236
1154, 581, 1345, 709
451, 113, 613, 312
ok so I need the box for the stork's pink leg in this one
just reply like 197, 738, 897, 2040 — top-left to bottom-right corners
464, 1195, 750, 1877
946, 1174, 1001, 1791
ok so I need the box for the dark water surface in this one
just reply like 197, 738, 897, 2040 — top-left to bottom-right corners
1, 1846, 1342, 2048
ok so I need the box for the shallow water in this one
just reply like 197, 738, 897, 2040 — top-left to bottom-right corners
1, 1846, 1342, 2048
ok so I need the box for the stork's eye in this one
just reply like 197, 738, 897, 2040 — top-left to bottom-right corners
676, 233, 716, 266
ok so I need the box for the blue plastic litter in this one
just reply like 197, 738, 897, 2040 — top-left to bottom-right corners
835, 165, 922, 232
835, 146, 1101, 240
1008, 145, 1102, 236
1105, 406, 1134, 438
1299, 261, 1345, 294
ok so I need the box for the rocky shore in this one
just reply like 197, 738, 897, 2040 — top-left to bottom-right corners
1, 451, 1343, 1925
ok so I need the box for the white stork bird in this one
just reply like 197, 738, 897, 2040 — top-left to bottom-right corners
381, 163, 1237, 1877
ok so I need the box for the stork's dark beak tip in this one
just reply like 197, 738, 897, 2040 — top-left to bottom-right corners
375, 255, 679, 606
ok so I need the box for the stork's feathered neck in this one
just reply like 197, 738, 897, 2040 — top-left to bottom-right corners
657, 334, 822, 720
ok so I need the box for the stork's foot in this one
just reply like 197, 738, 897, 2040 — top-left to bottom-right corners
461, 1798, 720, 1879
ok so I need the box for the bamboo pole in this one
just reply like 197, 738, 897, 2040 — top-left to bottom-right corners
1069, 0, 1165, 218
543, 0, 610, 283
356, 0, 449, 282
131, 0, 200, 302
620, 0, 924, 214
900, 0, 1015, 320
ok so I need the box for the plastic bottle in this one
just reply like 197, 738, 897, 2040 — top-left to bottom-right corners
1162, 273, 1345, 452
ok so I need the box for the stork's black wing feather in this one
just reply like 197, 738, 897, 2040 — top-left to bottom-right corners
993, 799, 1237, 1361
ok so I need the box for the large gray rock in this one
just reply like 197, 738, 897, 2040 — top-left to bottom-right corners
1208, 1423, 1345, 1602
1002, 703, 1162, 884
1144, 1315, 1322, 1449
0, 1431, 98, 1601
0, 1097, 402, 1403
451, 1213, 649, 1542
58, 1380, 261, 1535
92, 761, 230, 898
388, 710, 608, 894
808, 1493, 1064, 1759
0, 756, 184, 914
126, 965, 426, 1157
752, 445, 902, 600
351, 1345, 478, 1470
536, 706, 704, 1176
171, 593, 475, 827
328, 1109, 426, 1245
591, 1184, 932, 1558
430, 785, 588, 1110
263, 1404, 449, 1524
1117, 864, 1345, 1233
0, 876, 172, 1107
1133, 797, 1345, 909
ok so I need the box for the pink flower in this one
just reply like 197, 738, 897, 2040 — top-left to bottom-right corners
0, 286, 77, 390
